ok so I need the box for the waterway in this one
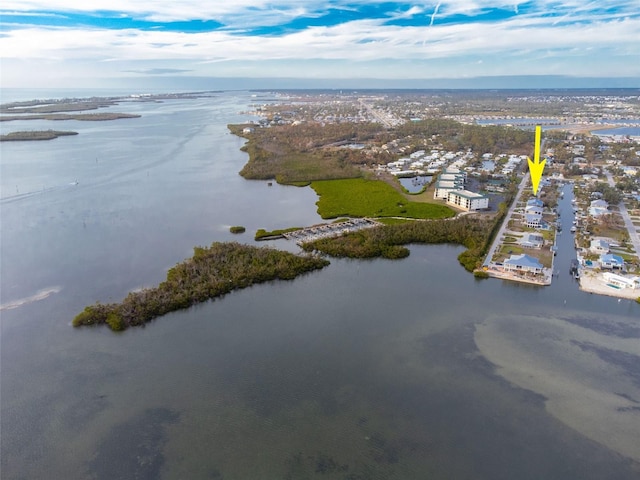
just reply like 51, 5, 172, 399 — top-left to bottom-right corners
1, 91, 639, 480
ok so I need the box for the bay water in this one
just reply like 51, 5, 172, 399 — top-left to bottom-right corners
1, 92, 639, 479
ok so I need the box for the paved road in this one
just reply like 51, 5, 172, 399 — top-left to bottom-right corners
605, 171, 640, 254
483, 171, 531, 266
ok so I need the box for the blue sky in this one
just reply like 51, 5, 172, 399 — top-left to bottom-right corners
1, 1, 639, 88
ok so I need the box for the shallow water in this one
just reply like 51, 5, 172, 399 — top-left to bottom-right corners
2, 92, 639, 480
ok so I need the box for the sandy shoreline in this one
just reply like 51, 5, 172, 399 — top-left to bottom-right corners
475, 313, 640, 464
578, 271, 640, 301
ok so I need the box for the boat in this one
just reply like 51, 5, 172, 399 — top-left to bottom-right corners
570, 259, 579, 275
570, 226, 576, 233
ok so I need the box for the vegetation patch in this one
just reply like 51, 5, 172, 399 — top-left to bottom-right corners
255, 227, 303, 240
229, 226, 246, 234
228, 123, 376, 184
0, 130, 78, 141
72, 242, 329, 331
376, 217, 415, 225
311, 178, 455, 219
302, 215, 495, 269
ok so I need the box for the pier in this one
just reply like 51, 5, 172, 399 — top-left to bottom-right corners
283, 218, 382, 245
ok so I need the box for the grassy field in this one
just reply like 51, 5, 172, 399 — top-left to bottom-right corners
311, 178, 455, 219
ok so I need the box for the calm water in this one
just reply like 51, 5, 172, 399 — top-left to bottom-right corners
594, 126, 640, 137
1, 92, 639, 480
398, 175, 432, 193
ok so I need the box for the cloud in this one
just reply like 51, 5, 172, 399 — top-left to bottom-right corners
124, 68, 192, 74
1, 1, 638, 85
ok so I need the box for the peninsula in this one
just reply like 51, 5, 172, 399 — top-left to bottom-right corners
73, 242, 329, 331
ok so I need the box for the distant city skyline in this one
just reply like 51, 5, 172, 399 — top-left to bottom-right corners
1, 1, 639, 88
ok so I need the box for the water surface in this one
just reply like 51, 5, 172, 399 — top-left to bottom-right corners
2, 92, 639, 480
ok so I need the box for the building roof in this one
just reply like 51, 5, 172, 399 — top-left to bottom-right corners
525, 205, 543, 213
589, 206, 609, 217
449, 189, 486, 200
600, 253, 624, 264
526, 198, 544, 208
524, 233, 544, 242
590, 239, 610, 250
504, 254, 543, 269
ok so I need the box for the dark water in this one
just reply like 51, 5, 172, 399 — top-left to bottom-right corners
398, 175, 432, 193
2, 92, 639, 479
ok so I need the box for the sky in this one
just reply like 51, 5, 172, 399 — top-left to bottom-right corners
1, 1, 639, 89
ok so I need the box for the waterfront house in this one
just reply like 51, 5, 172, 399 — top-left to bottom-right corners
520, 233, 544, 249
600, 253, 624, 269
524, 212, 542, 228
525, 205, 543, 216
446, 190, 489, 211
602, 272, 640, 289
590, 239, 610, 254
504, 254, 544, 274
526, 198, 544, 208
590, 199, 609, 209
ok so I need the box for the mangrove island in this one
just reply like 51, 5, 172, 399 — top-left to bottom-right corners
73, 242, 329, 331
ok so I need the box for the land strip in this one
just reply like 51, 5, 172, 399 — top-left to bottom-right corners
0, 112, 141, 122
0, 130, 78, 141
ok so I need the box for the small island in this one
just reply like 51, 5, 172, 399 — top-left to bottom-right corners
0, 112, 141, 122
229, 226, 246, 234
0, 96, 142, 122
73, 242, 329, 331
0, 130, 79, 141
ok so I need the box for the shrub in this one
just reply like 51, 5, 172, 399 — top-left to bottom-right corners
106, 312, 125, 331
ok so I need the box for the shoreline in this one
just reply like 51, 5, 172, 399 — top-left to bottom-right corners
578, 271, 640, 301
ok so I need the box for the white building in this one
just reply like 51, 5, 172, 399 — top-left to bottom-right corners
446, 190, 489, 211
434, 180, 462, 199
602, 272, 640, 289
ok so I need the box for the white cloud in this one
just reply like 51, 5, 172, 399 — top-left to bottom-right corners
3, 14, 638, 64
2, 1, 638, 23
1, 1, 639, 86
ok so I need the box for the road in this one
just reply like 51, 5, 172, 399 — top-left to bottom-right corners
605, 172, 640, 254
483, 170, 532, 266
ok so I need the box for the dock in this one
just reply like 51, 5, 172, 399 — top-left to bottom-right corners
283, 218, 382, 245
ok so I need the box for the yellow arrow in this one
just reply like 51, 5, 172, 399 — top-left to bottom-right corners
527, 125, 546, 196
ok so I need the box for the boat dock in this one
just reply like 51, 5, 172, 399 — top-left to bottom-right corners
283, 218, 382, 245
